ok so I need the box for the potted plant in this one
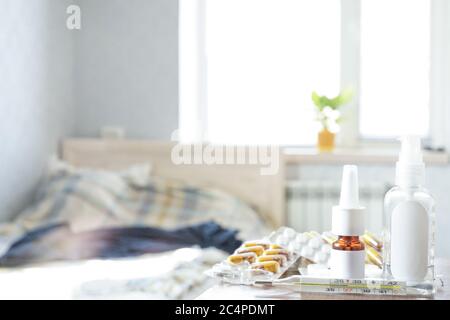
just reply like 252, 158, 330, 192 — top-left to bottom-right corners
311, 88, 353, 152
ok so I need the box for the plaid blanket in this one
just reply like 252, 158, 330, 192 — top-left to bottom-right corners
0, 163, 270, 243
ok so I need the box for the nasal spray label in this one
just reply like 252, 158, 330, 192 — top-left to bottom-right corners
391, 201, 429, 281
330, 250, 365, 279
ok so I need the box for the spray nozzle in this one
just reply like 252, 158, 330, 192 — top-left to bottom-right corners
332, 165, 365, 237
395, 135, 425, 187
339, 165, 360, 209
398, 135, 424, 165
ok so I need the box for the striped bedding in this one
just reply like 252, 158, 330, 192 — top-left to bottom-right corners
0, 161, 270, 243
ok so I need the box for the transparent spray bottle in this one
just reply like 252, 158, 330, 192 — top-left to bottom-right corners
383, 136, 435, 289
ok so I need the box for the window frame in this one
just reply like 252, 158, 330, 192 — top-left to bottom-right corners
179, 0, 450, 150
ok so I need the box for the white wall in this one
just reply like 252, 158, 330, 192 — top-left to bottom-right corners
0, 0, 75, 220
73, 0, 179, 139
0, 0, 177, 220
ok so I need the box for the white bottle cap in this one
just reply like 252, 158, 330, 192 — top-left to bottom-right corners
396, 136, 425, 187
332, 165, 365, 236
339, 165, 359, 208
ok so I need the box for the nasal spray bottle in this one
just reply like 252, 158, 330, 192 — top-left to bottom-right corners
384, 136, 435, 286
330, 165, 365, 279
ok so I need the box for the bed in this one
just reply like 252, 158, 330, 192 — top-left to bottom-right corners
0, 138, 285, 299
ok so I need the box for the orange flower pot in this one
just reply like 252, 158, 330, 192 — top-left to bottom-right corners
317, 128, 335, 152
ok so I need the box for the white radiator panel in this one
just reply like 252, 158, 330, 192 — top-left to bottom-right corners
287, 181, 388, 234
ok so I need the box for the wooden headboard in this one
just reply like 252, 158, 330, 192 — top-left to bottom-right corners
62, 139, 286, 227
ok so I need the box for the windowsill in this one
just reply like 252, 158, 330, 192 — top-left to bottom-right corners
283, 147, 449, 165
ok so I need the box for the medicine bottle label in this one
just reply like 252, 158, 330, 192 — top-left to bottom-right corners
391, 200, 429, 282
330, 250, 365, 279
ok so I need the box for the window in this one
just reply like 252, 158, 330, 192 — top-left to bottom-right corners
180, 0, 446, 147
360, 0, 430, 139
206, 0, 340, 145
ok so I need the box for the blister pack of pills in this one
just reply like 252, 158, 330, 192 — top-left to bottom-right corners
206, 228, 301, 284
267, 227, 383, 270
267, 227, 334, 266
206, 227, 383, 285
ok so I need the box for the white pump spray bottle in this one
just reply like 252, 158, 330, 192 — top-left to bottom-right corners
383, 136, 435, 285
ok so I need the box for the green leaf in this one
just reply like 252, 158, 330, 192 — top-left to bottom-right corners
329, 88, 354, 109
311, 87, 354, 112
321, 96, 331, 108
311, 91, 322, 108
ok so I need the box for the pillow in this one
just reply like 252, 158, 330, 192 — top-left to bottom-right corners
47, 156, 152, 190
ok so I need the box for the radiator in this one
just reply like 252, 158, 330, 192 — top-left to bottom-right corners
287, 181, 389, 234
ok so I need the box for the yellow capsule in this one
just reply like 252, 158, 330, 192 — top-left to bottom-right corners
251, 261, 280, 273
270, 244, 284, 250
362, 231, 383, 251
227, 252, 257, 265
243, 241, 270, 250
236, 245, 265, 256
257, 254, 287, 266
321, 233, 338, 245
365, 246, 383, 268
263, 249, 290, 259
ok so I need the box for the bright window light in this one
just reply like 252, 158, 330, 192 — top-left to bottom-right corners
360, 0, 430, 139
205, 0, 341, 145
